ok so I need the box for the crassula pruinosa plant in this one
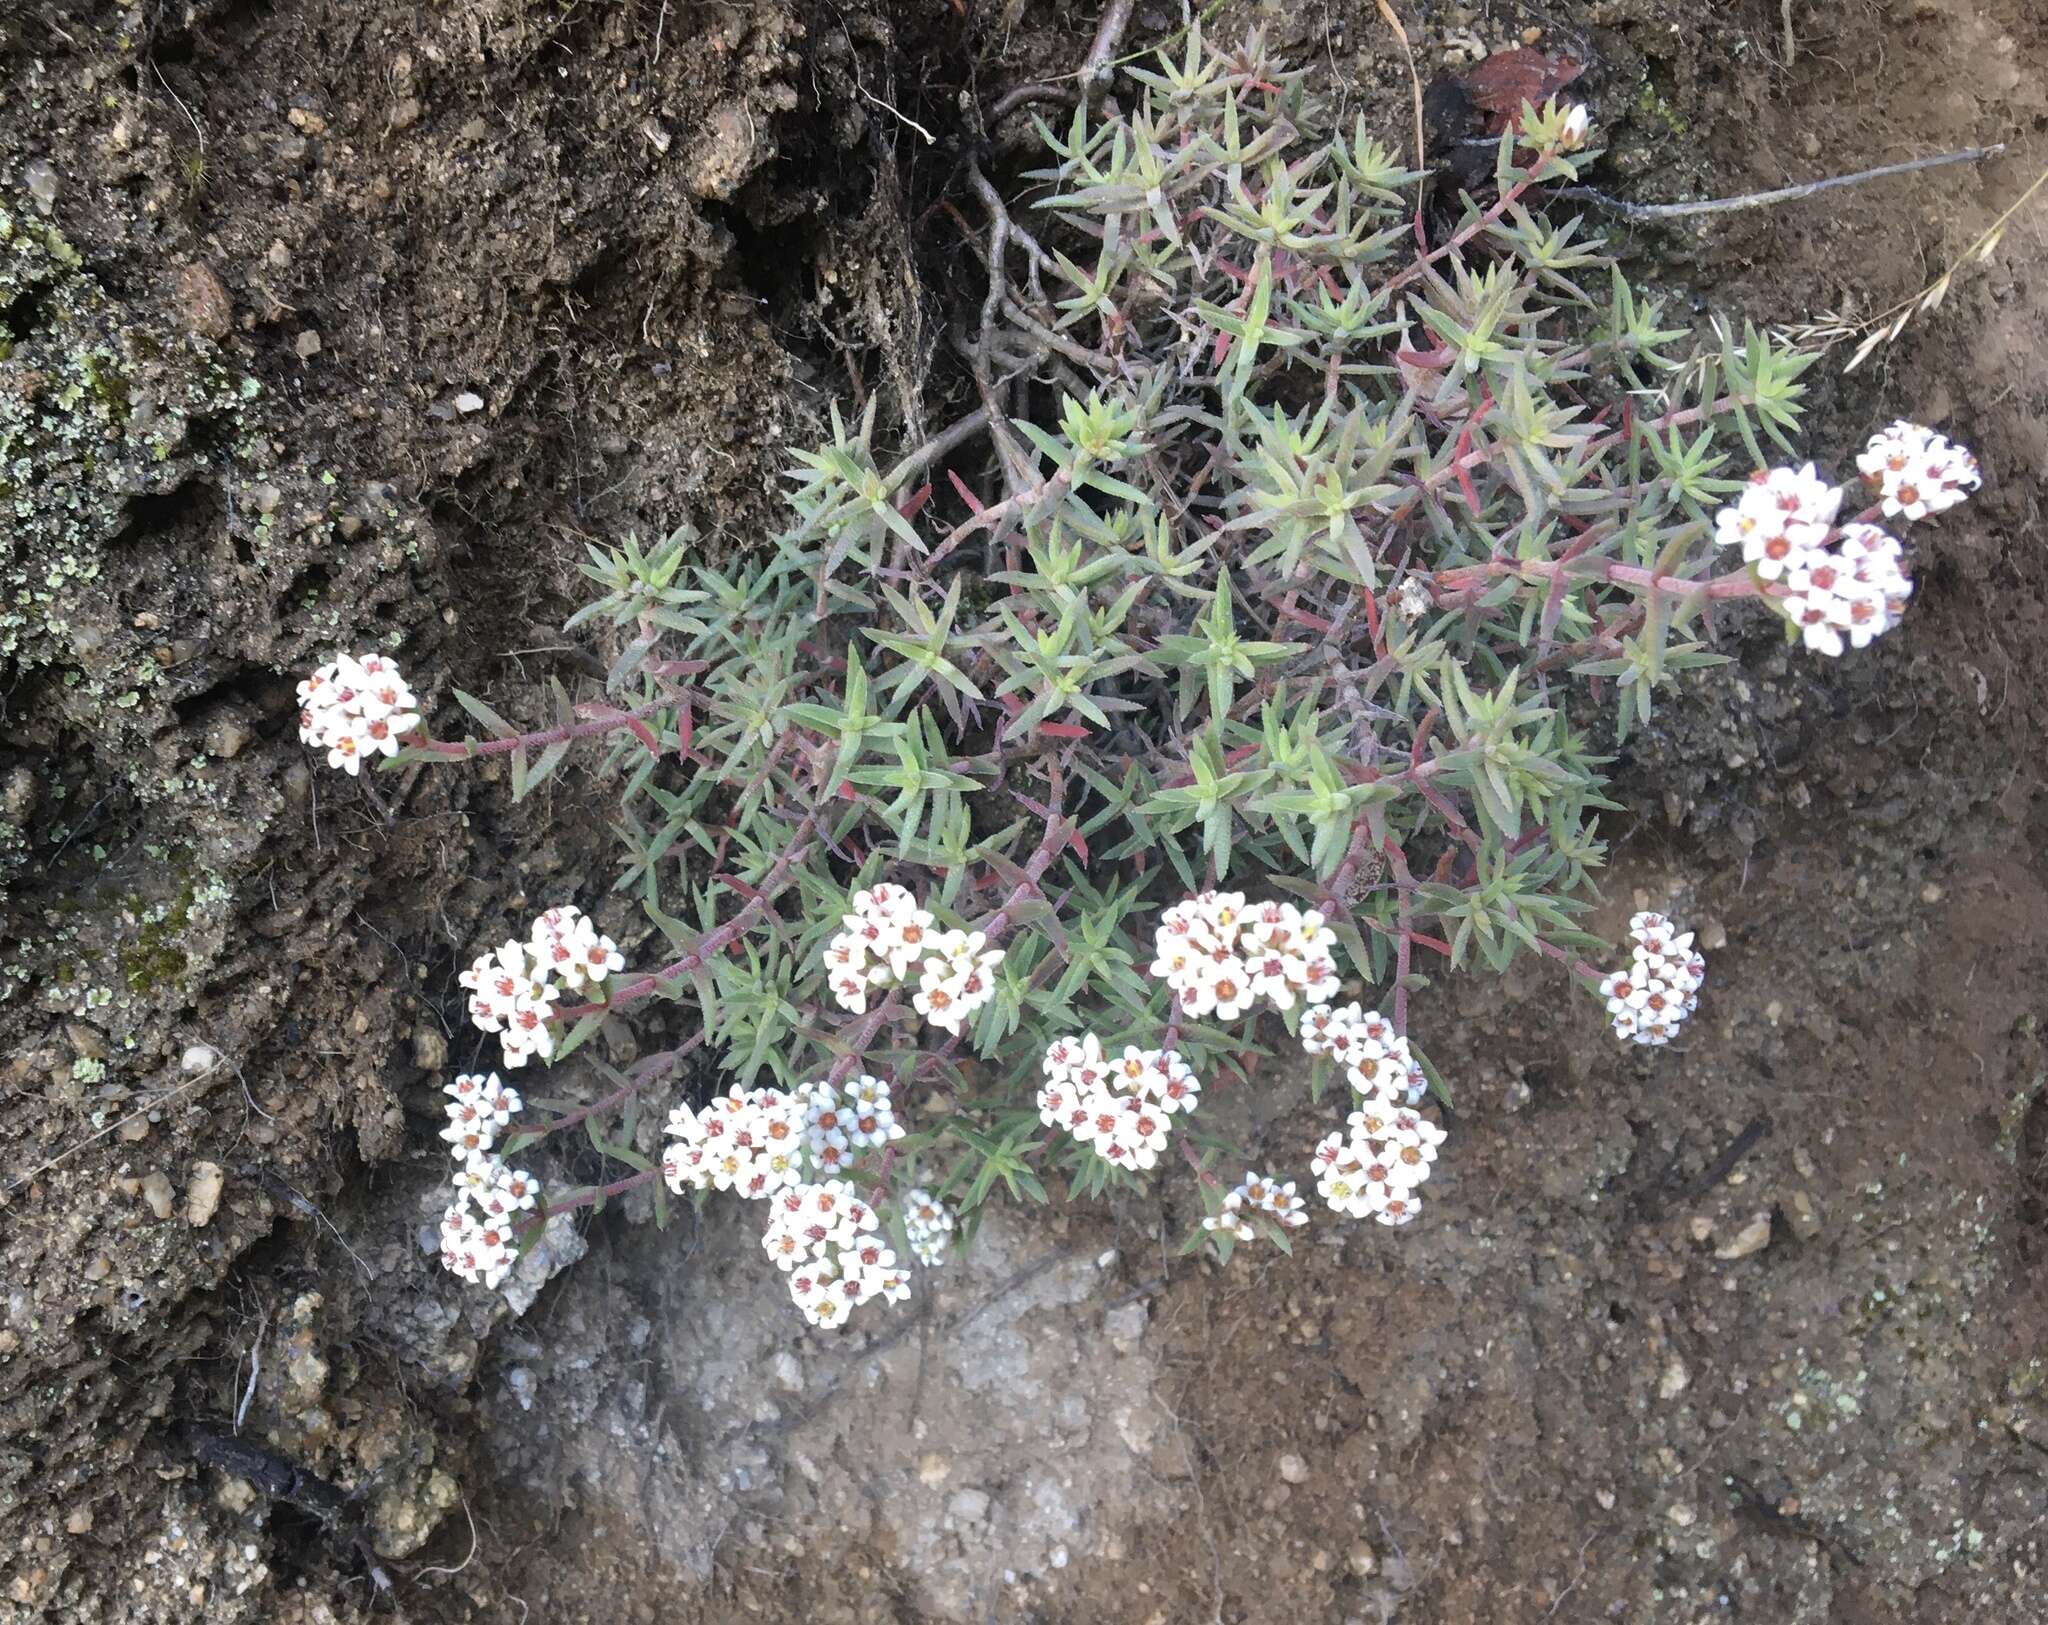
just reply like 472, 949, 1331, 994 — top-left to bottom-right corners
295, 30, 1983, 1324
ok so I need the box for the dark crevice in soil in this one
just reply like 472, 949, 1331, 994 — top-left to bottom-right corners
110, 480, 218, 550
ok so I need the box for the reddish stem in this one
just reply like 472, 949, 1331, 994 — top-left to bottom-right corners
415, 697, 672, 759
554, 806, 825, 1020
529, 1164, 661, 1225
519, 1037, 703, 1144
1433, 554, 1778, 606
821, 811, 1073, 1090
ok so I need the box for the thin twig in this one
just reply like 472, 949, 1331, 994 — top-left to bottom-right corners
844, 32, 935, 146
1685, 1115, 1772, 1200
882, 407, 992, 497
235, 1306, 269, 1433
1561, 144, 2004, 221
991, 83, 1077, 124
1371, 0, 1426, 180
150, 60, 206, 150
1082, 0, 1139, 86
5, 1058, 226, 1195
413, 1496, 480, 1581
967, 159, 1051, 305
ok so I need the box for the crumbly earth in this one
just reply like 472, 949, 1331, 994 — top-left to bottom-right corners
2, 0, 2045, 1621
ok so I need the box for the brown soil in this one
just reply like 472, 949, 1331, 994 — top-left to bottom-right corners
2, 0, 2045, 1621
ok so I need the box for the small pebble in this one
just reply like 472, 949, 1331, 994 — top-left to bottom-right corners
186, 1162, 225, 1227
24, 157, 58, 213
174, 263, 234, 340
141, 1171, 176, 1220
1278, 1452, 1309, 1484
1714, 1212, 1773, 1260
203, 713, 252, 759
1784, 1189, 1822, 1241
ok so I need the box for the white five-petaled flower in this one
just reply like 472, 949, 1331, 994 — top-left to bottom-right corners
1302, 1012, 1449, 1231
456, 904, 622, 1069
1778, 526, 1912, 658
1201, 1192, 1256, 1242
528, 903, 625, 992
1298, 1002, 1426, 1107
1207, 1169, 1310, 1249
664, 1087, 807, 1200
1713, 457, 1925, 661
914, 927, 1004, 1036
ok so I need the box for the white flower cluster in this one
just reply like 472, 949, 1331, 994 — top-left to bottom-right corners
296, 652, 421, 775
1713, 463, 1842, 580
1311, 1101, 1445, 1227
1710, 429, 1981, 661
1711, 464, 1916, 659
457, 903, 624, 1068
799, 1074, 906, 1177
825, 884, 1004, 1036
902, 1186, 956, 1266
1599, 911, 1706, 1047
1779, 523, 1912, 658
1202, 1169, 1308, 1242
1300, 1002, 1428, 1104
662, 1077, 921, 1328
764, 1182, 912, 1328
1037, 1034, 1201, 1172
1856, 421, 1981, 521
1296, 1005, 1445, 1226
1147, 892, 1339, 1020
662, 1086, 808, 1198
436, 1071, 542, 1290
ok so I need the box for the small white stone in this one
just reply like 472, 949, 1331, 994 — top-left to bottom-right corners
180, 1043, 221, 1075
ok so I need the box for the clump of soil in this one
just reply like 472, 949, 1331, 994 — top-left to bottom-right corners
3, 0, 2046, 1620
